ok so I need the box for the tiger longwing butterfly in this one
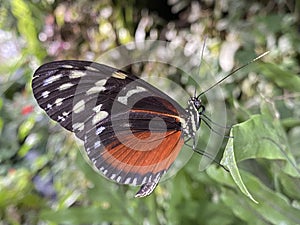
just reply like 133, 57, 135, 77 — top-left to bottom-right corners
32, 52, 268, 197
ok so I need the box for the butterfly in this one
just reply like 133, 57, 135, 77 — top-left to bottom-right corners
32, 52, 268, 197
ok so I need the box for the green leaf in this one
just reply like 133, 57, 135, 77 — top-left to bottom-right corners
220, 133, 258, 203
256, 14, 284, 33
260, 62, 300, 92
279, 173, 300, 201
221, 171, 300, 225
282, 118, 300, 130
208, 166, 300, 224
233, 114, 299, 177
10, 0, 45, 59
18, 117, 35, 140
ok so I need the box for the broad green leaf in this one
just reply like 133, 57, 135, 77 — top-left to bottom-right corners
233, 114, 299, 177
206, 165, 235, 188
209, 166, 300, 224
211, 113, 300, 205
221, 171, 300, 225
220, 134, 258, 203
260, 62, 300, 92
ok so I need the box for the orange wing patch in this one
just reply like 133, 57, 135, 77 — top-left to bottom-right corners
101, 130, 183, 176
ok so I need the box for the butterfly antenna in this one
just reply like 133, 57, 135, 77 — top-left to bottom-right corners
194, 36, 207, 98
198, 36, 207, 71
193, 87, 197, 98
197, 51, 270, 99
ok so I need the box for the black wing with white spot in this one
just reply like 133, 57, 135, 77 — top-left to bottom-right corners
32, 60, 188, 197
33, 61, 133, 138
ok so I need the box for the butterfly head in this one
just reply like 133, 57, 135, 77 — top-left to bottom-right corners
190, 96, 205, 115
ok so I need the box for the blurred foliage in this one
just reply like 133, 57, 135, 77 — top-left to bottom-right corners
0, 0, 300, 224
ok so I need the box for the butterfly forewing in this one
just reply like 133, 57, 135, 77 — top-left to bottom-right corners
32, 60, 188, 193
32, 61, 132, 135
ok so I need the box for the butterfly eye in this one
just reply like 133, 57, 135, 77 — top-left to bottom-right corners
191, 97, 203, 111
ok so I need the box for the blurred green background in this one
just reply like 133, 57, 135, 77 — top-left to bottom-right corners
0, 0, 300, 224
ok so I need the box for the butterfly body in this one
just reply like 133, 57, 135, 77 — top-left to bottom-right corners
32, 60, 203, 197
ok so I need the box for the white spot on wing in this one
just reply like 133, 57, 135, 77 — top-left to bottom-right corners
86, 86, 106, 95
61, 65, 73, 68
41, 91, 50, 98
116, 176, 122, 182
86, 147, 90, 154
58, 115, 65, 122
112, 71, 127, 79
124, 177, 131, 184
55, 98, 64, 106
96, 126, 105, 135
73, 100, 85, 113
94, 140, 101, 149
43, 74, 62, 86
85, 66, 99, 71
62, 111, 69, 116
117, 86, 146, 105
92, 111, 108, 125
93, 104, 103, 113
58, 82, 74, 90
95, 79, 107, 86
69, 70, 86, 79
110, 174, 116, 179
86, 79, 108, 95
58, 112, 69, 122
142, 176, 147, 184
72, 122, 84, 131
132, 178, 138, 185
46, 104, 52, 110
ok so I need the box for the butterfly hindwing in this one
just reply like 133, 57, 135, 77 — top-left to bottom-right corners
84, 102, 184, 186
